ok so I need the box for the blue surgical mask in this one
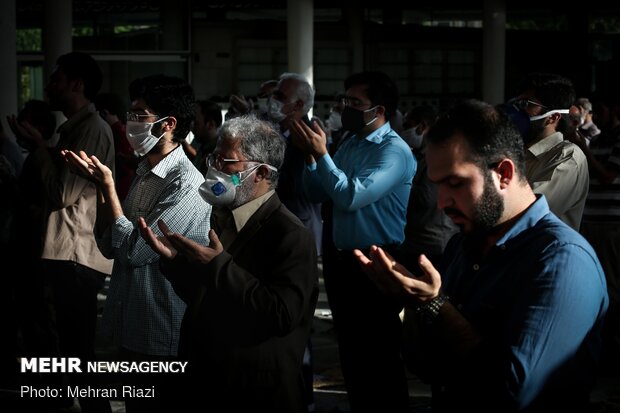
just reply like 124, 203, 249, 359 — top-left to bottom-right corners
499, 102, 531, 138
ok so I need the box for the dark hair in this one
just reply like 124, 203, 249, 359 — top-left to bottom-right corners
516, 73, 575, 110
94, 93, 127, 122
18, 100, 56, 141
197, 100, 223, 127
427, 100, 527, 179
55, 52, 103, 101
405, 105, 437, 127
344, 71, 399, 119
129, 74, 195, 143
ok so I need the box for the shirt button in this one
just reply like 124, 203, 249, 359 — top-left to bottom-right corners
473, 264, 480, 270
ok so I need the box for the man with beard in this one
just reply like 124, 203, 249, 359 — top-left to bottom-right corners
139, 114, 319, 413
17, 52, 114, 413
516, 73, 589, 230
64, 74, 211, 413
355, 100, 608, 412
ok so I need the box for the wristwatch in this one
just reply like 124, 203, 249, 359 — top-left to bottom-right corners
416, 294, 449, 324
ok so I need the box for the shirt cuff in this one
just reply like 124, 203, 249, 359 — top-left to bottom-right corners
317, 153, 338, 174
111, 215, 132, 248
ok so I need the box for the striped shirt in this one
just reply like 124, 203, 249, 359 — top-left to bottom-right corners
99, 145, 211, 356
583, 127, 620, 222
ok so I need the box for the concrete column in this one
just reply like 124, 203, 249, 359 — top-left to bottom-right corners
482, 0, 506, 104
161, 0, 186, 50
345, 7, 364, 73
43, 0, 72, 83
0, 0, 17, 131
287, 0, 314, 86
161, 0, 189, 77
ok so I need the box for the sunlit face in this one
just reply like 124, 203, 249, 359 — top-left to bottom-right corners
426, 133, 504, 234
271, 78, 301, 120
211, 137, 257, 208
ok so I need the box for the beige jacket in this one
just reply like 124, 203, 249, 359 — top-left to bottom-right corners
36, 103, 115, 274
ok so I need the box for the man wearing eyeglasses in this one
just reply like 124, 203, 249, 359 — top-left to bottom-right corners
139, 114, 318, 413
293, 71, 416, 412
512, 73, 589, 230
64, 74, 211, 413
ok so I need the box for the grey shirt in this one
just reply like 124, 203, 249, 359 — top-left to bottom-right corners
526, 131, 589, 230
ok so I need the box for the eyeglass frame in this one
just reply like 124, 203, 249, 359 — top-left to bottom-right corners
126, 111, 160, 122
510, 98, 549, 112
206, 153, 262, 170
341, 96, 373, 110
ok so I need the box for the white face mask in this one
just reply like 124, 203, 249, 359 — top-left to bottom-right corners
267, 99, 287, 123
256, 97, 269, 114
126, 117, 168, 156
529, 109, 569, 122
326, 112, 342, 131
199, 163, 277, 207
401, 126, 424, 149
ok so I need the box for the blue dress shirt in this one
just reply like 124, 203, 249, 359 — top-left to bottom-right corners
304, 122, 416, 250
440, 195, 608, 410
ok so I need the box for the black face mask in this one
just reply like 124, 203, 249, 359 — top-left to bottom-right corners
341, 106, 377, 134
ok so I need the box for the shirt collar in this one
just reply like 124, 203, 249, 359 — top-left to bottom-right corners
136, 144, 184, 179
527, 131, 564, 157
231, 190, 275, 232
495, 194, 550, 247
352, 121, 393, 144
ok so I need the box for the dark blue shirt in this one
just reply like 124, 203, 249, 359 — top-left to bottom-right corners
441, 195, 608, 411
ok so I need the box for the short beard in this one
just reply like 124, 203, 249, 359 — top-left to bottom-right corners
230, 176, 256, 209
466, 169, 504, 242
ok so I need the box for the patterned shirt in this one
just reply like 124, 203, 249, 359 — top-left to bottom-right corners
99, 145, 211, 356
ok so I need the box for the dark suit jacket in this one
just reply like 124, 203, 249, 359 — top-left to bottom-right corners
162, 193, 318, 413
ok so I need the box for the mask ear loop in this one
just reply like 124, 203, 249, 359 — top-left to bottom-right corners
236, 163, 278, 184
364, 105, 380, 126
529, 109, 569, 121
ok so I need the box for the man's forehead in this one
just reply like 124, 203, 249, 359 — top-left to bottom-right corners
345, 84, 369, 97
129, 98, 152, 112
426, 135, 475, 176
216, 136, 241, 152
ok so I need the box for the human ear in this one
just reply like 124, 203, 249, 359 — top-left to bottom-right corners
495, 159, 514, 189
255, 165, 270, 181
162, 116, 177, 131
